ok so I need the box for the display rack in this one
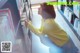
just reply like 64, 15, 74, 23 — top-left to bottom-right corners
0, 0, 32, 53
16, 0, 32, 53
57, 0, 80, 51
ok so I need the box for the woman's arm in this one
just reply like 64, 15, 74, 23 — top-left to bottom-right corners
25, 20, 44, 36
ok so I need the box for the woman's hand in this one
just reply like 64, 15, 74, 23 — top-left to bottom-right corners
25, 20, 29, 26
20, 18, 28, 26
38, 7, 42, 15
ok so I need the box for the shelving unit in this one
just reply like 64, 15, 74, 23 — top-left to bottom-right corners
57, 0, 80, 51
16, 0, 32, 53
0, 0, 32, 53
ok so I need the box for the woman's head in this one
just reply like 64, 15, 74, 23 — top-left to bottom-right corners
38, 3, 56, 19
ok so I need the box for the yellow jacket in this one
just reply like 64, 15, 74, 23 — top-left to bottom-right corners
27, 19, 69, 47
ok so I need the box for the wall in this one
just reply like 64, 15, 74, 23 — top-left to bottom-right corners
31, 0, 57, 4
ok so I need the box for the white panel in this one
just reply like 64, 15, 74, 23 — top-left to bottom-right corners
31, 0, 57, 4
73, 4, 80, 18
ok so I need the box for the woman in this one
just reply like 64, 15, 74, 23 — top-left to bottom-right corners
25, 3, 78, 53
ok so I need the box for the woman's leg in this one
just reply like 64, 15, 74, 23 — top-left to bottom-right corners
61, 39, 78, 53
40, 36, 63, 53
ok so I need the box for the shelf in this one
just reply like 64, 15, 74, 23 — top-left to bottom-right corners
67, 6, 80, 19
57, 8, 80, 50
58, 8, 80, 39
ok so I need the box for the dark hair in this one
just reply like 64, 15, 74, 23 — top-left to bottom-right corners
40, 3, 56, 19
